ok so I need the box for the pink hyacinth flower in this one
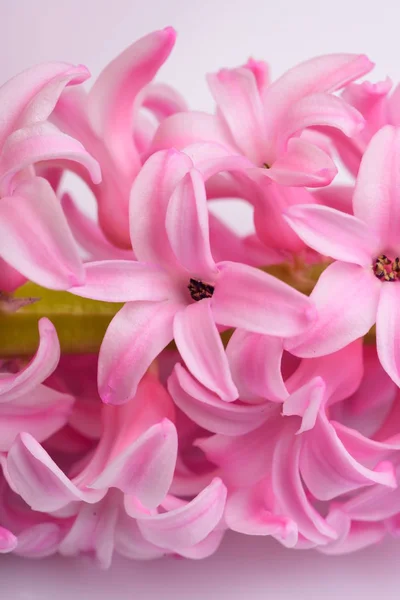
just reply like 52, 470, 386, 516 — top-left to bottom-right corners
52, 27, 187, 248
0, 62, 101, 289
284, 125, 400, 386
69, 147, 316, 405
0, 318, 74, 450
169, 331, 400, 548
152, 54, 373, 187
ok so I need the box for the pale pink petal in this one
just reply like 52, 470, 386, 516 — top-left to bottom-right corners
166, 169, 218, 280
278, 93, 364, 152
0, 318, 59, 402
115, 512, 165, 560
226, 330, 287, 402
61, 193, 134, 261
168, 364, 270, 435
88, 27, 176, 177
284, 204, 377, 266
263, 53, 373, 138
90, 419, 178, 508
244, 58, 270, 93
282, 377, 325, 433
141, 82, 188, 119
173, 300, 238, 401
376, 283, 400, 386
319, 510, 386, 555
0, 177, 84, 289
177, 528, 226, 559
207, 67, 266, 164
265, 137, 337, 187
138, 478, 227, 550
353, 125, 400, 248
0, 62, 90, 148
0, 526, 17, 553
151, 111, 233, 154
99, 301, 178, 405
300, 412, 396, 501
313, 185, 354, 214
0, 122, 101, 194
70, 260, 173, 302
340, 467, 400, 522
14, 523, 62, 558
272, 422, 337, 544
182, 141, 254, 180
129, 149, 192, 268
286, 262, 380, 357
7, 433, 104, 512
212, 261, 316, 337
0, 385, 74, 451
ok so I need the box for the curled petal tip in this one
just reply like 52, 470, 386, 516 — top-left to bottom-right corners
163, 26, 177, 40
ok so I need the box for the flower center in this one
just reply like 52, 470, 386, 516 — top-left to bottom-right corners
188, 278, 215, 302
372, 254, 400, 281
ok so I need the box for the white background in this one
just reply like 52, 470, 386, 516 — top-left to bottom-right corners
2, 0, 400, 597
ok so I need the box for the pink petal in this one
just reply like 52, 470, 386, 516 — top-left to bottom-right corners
168, 364, 270, 435
314, 185, 354, 214
0, 122, 101, 194
272, 422, 337, 544
90, 419, 178, 508
70, 260, 173, 302
300, 413, 397, 501
99, 301, 178, 405
319, 510, 386, 555
284, 204, 377, 266
278, 93, 364, 151
0, 258, 26, 292
115, 512, 165, 560
282, 377, 325, 434
286, 262, 380, 357
174, 300, 237, 401
14, 523, 62, 558
266, 137, 337, 187
7, 433, 104, 512
0, 62, 90, 148
353, 125, 400, 248
176, 528, 226, 559
0, 385, 74, 451
207, 67, 266, 164
0, 318, 59, 402
226, 330, 287, 402
263, 53, 373, 138
376, 283, 400, 386
212, 260, 316, 337
61, 193, 134, 261
0, 177, 84, 289
129, 149, 192, 268
0, 526, 17, 553
141, 82, 188, 119
88, 27, 176, 177
166, 169, 218, 280
138, 478, 227, 550
151, 111, 233, 154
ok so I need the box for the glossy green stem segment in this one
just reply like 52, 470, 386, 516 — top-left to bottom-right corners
0, 283, 123, 357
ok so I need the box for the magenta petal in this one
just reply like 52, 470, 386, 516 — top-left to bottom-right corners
99, 301, 178, 405
138, 478, 227, 550
376, 274, 400, 386
207, 67, 266, 164
286, 262, 380, 357
129, 149, 192, 268
212, 261, 315, 337
0, 178, 84, 289
284, 204, 377, 266
7, 433, 104, 512
0, 122, 101, 193
300, 413, 397, 501
168, 364, 269, 435
0, 318, 59, 402
226, 330, 287, 402
0, 526, 17, 553
353, 125, 400, 248
174, 300, 238, 401
88, 28, 176, 176
70, 260, 173, 302
89, 419, 178, 508
166, 169, 218, 280
266, 137, 337, 187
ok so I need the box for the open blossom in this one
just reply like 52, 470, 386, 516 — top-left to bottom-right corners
152, 54, 372, 187
284, 125, 400, 386
69, 147, 316, 405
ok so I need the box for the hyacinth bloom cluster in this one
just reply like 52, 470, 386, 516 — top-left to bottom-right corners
3, 28, 400, 566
